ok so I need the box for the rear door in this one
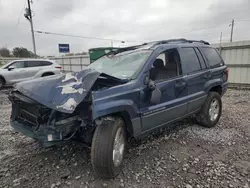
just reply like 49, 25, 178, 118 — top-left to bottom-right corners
24, 60, 43, 78
140, 48, 189, 132
178, 47, 209, 113
41, 60, 59, 73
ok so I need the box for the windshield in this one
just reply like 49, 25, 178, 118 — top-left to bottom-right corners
87, 50, 152, 79
0, 61, 11, 69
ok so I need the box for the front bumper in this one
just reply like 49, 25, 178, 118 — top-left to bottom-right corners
9, 91, 80, 147
11, 120, 63, 147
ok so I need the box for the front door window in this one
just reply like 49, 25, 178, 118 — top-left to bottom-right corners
150, 49, 182, 82
7, 61, 25, 69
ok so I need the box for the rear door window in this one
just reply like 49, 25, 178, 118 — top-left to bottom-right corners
179, 47, 201, 74
25, 61, 42, 67
201, 47, 223, 68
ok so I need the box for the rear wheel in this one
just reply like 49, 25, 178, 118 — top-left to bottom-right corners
0, 77, 5, 89
91, 117, 126, 178
195, 92, 222, 128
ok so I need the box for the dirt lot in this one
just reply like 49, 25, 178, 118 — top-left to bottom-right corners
0, 89, 250, 188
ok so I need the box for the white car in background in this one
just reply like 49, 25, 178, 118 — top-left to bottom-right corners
0, 59, 62, 89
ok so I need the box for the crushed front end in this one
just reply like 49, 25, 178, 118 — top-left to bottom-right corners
7, 69, 101, 147
9, 90, 87, 147
8, 69, 125, 147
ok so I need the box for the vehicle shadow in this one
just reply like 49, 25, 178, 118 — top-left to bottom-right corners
13, 116, 195, 162
127, 117, 194, 148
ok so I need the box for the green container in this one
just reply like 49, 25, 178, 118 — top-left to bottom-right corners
89, 47, 120, 63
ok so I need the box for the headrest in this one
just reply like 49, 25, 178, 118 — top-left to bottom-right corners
153, 59, 164, 68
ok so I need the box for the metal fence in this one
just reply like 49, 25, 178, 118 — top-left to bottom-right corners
49, 55, 90, 72
1, 40, 250, 86
212, 40, 250, 86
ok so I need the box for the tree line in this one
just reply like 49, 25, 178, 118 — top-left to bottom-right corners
0, 47, 37, 58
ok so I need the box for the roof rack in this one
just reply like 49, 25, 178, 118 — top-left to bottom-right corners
102, 44, 147, 56
188, 39, 210, 45
153, 38, 210, 45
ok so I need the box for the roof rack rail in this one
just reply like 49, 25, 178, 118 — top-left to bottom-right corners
187, 40, 210, 45
153, 38, 210, 45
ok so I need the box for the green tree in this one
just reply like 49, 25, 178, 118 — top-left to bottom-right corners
0, 47, 10, 57
12, 47, 36, 58
28, 50, 37, 58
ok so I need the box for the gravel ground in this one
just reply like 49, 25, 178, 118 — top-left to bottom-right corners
0, 89, 250, 188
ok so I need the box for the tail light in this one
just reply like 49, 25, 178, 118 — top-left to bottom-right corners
55, 66, 62, 69
225, 68, 229, 81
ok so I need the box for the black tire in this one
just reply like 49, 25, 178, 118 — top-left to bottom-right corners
91, 117, 126, 178
195, 92, 222, 128
42, 73, 54, 77
0, 77, 5, 89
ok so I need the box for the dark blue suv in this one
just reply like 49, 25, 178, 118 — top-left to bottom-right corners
9, 39, 228, 178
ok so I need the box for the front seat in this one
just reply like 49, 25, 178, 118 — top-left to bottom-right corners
150, 59, 164, 80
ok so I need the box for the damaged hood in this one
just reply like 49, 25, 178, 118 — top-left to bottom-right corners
15, 69, 101, 113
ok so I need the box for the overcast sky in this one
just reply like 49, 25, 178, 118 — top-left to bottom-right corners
0, 0, 250, 56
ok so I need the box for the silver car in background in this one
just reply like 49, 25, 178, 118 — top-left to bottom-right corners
0, 59, 62, 89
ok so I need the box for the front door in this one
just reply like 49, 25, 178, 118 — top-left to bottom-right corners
140, 48, 188, 132
23, 61, 43, 79
5, 61, 28, 84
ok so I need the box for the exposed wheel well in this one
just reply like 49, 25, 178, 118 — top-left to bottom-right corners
209, 85, 222, 95
98, 111, 134, 138
115, 111, 133, 137
42, 72, 54, 77
0, 75, 6, 84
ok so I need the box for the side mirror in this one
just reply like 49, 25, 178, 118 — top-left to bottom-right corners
8, 66, 15, 71
150, 88, 161, 104
147, 79, 161, 104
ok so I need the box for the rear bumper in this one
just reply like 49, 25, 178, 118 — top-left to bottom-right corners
222, 82, 228, 96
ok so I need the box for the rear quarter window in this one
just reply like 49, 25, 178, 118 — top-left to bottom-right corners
194, 48, 207, 69
40, 61, 52, 66
201, 47, 223, 68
